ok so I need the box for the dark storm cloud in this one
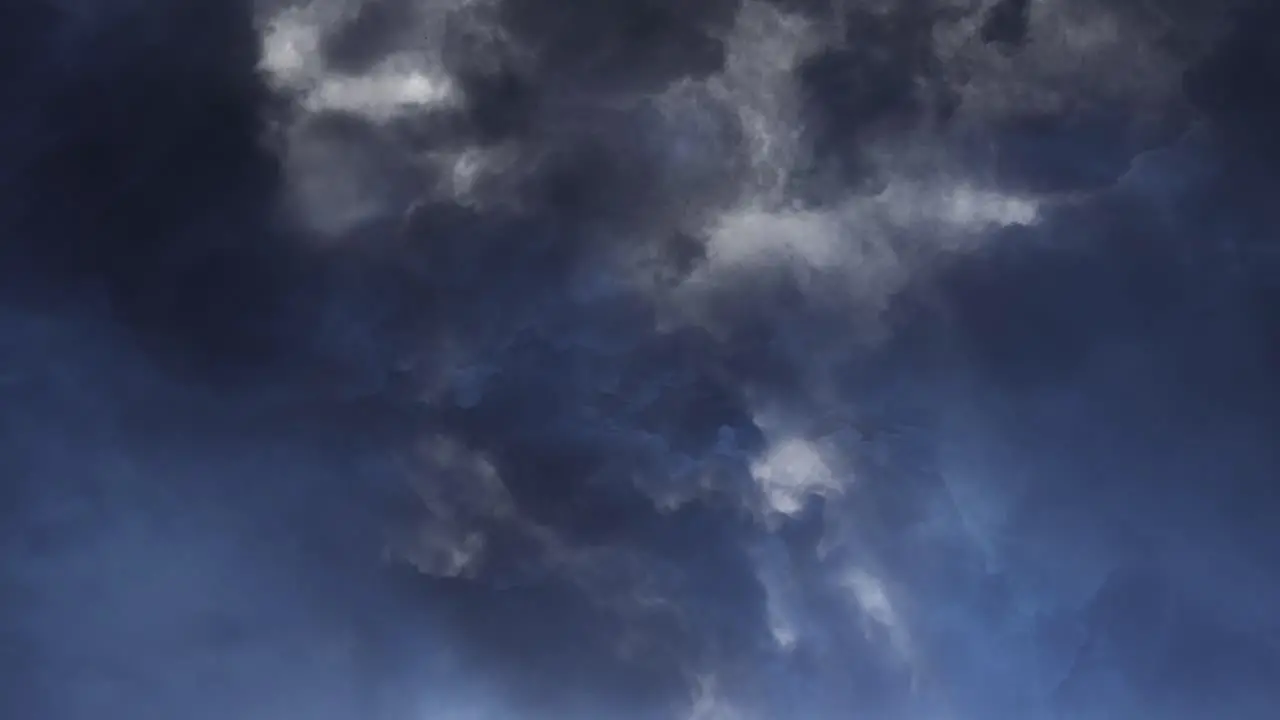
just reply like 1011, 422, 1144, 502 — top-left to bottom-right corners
3, 1, 1280, 718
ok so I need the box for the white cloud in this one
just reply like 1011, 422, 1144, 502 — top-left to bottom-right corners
261, 6, 457, 121
705, 204, 845, 271
751, 436, 843, 518
840, 567, 915, 667
303, 57, 456, 120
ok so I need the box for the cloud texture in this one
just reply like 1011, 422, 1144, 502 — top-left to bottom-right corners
2, 1, 1279, 718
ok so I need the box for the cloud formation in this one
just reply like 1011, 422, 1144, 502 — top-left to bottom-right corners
3, 1, 1279, 718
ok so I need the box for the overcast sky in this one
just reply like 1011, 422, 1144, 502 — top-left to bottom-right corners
3, 1, 1279, 718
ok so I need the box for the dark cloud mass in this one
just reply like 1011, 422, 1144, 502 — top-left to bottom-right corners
2, 0, 1279, 718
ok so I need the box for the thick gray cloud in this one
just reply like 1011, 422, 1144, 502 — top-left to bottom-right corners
2, 1, 1279, 718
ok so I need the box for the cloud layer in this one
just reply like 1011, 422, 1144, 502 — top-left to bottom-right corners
3, 1, 1279, 718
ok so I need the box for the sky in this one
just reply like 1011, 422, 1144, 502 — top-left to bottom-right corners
2, 1, 1279, 718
